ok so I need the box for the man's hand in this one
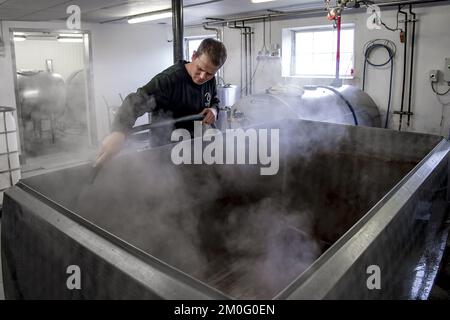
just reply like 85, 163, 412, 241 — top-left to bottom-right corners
95, 131, 126, 167
200, 108, 217, 125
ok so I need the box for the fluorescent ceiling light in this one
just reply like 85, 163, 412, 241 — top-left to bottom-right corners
58, 33, 83, 38
57, 36, 83, 43
13, 35, 27, 42
128, 11, 172, 24
251, 0, 276, 3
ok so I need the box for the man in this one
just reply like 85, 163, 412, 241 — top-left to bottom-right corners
96, 38, 227, 166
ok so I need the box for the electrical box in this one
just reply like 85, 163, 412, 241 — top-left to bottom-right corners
430, 70, 439, 83
444, 58, 450, 82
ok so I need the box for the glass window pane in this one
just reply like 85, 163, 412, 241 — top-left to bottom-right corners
340, 29, 354, 53
187, 39, 203, 60
293, 26, 354, 77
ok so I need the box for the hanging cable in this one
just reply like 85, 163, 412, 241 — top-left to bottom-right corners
431, 82, 450, 96
379, 9, 403, 32
362, 39, 396, 128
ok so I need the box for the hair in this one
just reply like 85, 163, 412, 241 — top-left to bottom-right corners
195, 38, 227, 67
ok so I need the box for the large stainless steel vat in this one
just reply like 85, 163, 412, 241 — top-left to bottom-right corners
1, 119, 449, 299
232, 85, 381, 128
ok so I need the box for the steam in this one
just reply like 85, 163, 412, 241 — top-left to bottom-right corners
216, 198, 320, 299
22, 90, 362, 299
18, 69, 94, 162
54, 124, 327, 299
18, 87, 430, 299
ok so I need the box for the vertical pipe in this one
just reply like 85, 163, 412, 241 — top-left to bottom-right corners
247, 26, 252, 95
335, 14, 341, 84
228, 23, 250, 95
240, 28, 243, 92
172, 0, 184, 63
243, 22, 248, 96
407, 5, 416, 127
398, 6, 408, 131
203, 24, 224, 83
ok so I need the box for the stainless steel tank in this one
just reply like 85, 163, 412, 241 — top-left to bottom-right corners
232, 85, 381, 128
2, 119, 448, 299
17, 71, 66, 121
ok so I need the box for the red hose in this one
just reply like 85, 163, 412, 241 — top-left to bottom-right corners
335, 14, 341, 82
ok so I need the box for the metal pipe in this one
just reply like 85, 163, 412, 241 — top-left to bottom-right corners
190, 0, 449, 28
407, 5, 417, 127
242, 23, 248, 96
245, 24, 252, 95
203, 23, 221, 41
240, 29, 242, 92
198, 7, 326, 27
228, 22, 249, 96
203, 23, 224, 84
376, 0, 450, 8
335, 14, 342, 85
398, 6, 408, 131
172, 0, 184, 63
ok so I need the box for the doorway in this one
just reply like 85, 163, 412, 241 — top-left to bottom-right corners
10, 28, 97, 176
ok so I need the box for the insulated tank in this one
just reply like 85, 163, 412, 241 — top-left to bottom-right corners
231, 85, 381, 128
16, 70, 66, 121
0, 106, 20, 204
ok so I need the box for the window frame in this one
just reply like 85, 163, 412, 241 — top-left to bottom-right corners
184, 35, 217, 61
286, 23, 355, 79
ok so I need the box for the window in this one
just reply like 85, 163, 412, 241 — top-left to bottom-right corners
184, 35, 216, 61
283, 24, 354, 78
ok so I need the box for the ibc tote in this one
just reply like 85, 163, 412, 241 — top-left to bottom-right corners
0, 106, 20, 205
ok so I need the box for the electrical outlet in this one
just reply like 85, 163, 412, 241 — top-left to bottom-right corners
430, 70, 439, 83
444, 58, 450, 82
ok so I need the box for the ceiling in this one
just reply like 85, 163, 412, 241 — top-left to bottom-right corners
0, 0, 442, 25
0, 0, 319, 24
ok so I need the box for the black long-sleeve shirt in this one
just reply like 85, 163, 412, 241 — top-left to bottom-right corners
112, 60, 220, 138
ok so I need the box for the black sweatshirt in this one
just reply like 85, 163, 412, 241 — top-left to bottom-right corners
112, 60, 220, 138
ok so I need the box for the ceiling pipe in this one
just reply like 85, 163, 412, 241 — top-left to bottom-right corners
203, 23, 225, 84
187, 0, 449, 28
203, 23, 222, 41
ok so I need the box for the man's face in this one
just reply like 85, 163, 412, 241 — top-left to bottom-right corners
190, 52, 219, 85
